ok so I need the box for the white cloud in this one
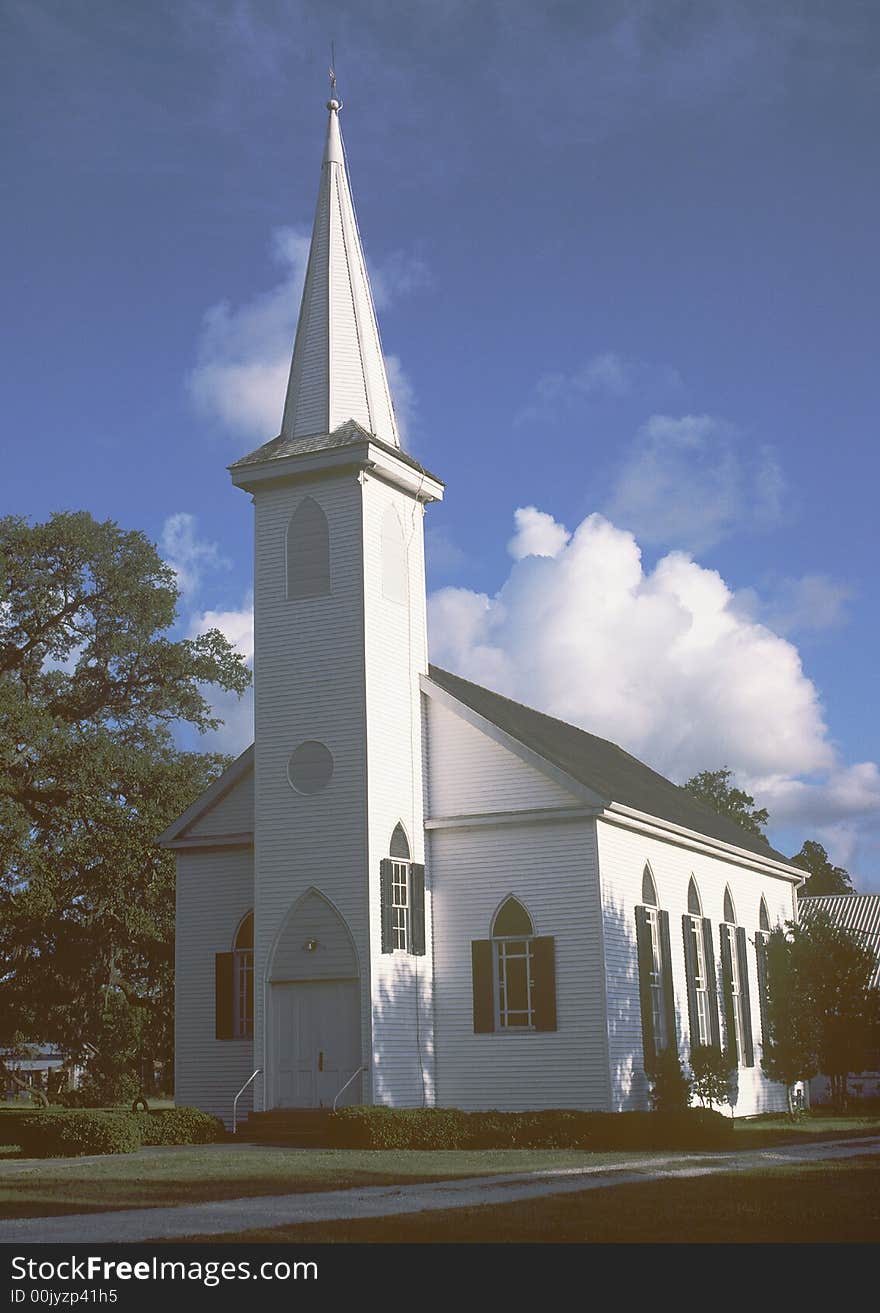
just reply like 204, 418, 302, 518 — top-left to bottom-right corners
749, 573, 854, 636
516, 351, 682, 425
604, 414, 787, 553
187, 594, 255, 754
189, 597, 254, 663
189, 227, 427, 445
507, 506, 571, 560
384, 354, 417, 449
161, 512, 228, 599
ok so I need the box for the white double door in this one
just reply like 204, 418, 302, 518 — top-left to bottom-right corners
273, 979, 361, 1108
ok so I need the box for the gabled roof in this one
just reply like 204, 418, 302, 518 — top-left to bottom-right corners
798, 894, 880, 988
426, 664, 792, 865
157, 745, 253, 848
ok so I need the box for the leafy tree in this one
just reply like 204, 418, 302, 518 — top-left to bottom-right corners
792, 840, 855, 896
760, 926, 819, 1115
648, 1047, 693, 1113
683, 768, 769, 838
690, 1044, 735, 1112
0, 511, 250, 1097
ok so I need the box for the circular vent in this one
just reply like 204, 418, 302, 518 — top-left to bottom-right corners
287, 740, 334, 795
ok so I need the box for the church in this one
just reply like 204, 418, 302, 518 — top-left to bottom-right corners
160, 95, 805, 1126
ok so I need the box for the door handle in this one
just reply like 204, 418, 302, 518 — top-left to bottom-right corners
318, 1051, 323, 1072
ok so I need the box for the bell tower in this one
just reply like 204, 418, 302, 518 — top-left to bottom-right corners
229, 94, 443, 1109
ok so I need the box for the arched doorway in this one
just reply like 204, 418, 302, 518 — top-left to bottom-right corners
268, 889, 362, 1108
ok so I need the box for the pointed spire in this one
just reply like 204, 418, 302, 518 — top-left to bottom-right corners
280, 95, 400, 449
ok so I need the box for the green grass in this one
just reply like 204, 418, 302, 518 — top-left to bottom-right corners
0, 1110, 877, 1222
173, 1157, 880, 1245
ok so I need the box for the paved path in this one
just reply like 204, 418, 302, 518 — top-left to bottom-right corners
1, 1137, 878, 1244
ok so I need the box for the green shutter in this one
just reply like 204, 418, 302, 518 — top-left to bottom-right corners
531, 936, 557, 1032
471, 940, 494, 1033
719, 924, 737, 1063
409, 863, 426, 956
682, 914, 699, 1048
659, 910, 677, 1056
215, 952, 234, 1040
702, 918, 722, 1048
736, 926, 755, 1067
380, 859, 394, 954
635, 906, 656, 1071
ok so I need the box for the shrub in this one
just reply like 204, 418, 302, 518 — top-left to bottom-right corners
648, 1049, 693, 1113
135, 1107, 225, 1146
13, 1111, 141, 1158
691, 1045, 736, 1112
328, 1106, 733, 1151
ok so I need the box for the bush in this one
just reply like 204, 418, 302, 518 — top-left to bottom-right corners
648, 1050, 693, 1113
328, 1106, 734, 1151
135, 1107, 225, 1146
13, 1111, 141, 1158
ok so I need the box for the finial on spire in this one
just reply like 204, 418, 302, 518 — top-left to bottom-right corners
327, 42, 341, 112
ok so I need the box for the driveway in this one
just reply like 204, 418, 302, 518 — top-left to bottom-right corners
1, 1136, 877, 1244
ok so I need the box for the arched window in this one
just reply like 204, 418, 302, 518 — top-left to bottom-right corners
683, 877, 719, 1051
759, 898, 770, 932
471, 899, 557, 1034
215, 910, 254, 1041
720, 887, 754, 1068
641, 864, 658, 906
635, 866, 675, 1070
381, 505, 407, 603
755, 899, 772, 1046
380, 824, 424, 956
286, 496, 330, 600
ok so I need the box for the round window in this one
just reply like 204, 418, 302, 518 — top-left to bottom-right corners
287, 740, 334, 794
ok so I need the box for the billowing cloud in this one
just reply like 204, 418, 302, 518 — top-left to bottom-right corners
189, 227, 425, 445
507, 506, 571, 560
187, 594, 255, 754
604, 414, 786, 553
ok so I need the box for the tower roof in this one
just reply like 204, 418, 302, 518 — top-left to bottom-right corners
279, 97, 400, 449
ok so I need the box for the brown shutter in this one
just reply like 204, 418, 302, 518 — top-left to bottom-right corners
682, 914, 699, 1047
215, 952, 234, 1040
380, 859, 394, 954
471, 940, 494, 1033
702, 918, 721, 1048
719, 924, 737, 1062
635, 907, 656, 1071
409, 863, 426, 956
736, 926, 755, 1067
659, 909, 677, 1056
531, 936, 557, 1032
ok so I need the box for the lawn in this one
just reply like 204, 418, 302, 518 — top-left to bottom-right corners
173, 1156, 880, 1245
0, 1109, 878, 1222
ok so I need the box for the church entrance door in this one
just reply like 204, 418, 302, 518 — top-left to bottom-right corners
273, 979, 361, 1108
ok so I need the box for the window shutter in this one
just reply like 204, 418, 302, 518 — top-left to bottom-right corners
215, 952, 234, 1040
719, 924, 737, 1062
659, 910, 677, 1057
635, 906, 656, 1071
682, 914, 699, 1048
409, 863, 426, 956
736, 926, 755, 1067
755, 932, 769, 1053
471, 940, 494, 1033
380, 859, 394, 954
702, 918, 721, 1048
531, 936, 557, 1032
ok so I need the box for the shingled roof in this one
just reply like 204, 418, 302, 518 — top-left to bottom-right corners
427, 664, 793, 865
229, 418, 442, 484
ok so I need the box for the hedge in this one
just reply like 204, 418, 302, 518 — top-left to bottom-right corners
11, 1106, 226, 1157
328, 1106, 734, 1151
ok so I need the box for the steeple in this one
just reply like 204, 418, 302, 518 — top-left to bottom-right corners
280, 95, 400, 449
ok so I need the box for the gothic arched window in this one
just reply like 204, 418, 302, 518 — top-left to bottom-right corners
381, 505, 407, 603
635, 866, 674, 1071
720, 887, 754, 1067
215, 910, 254, 1041
683, 877, 719, 1051
380, 823, 424, 956
471, 898, 557, 1035
286, 496, 330, 600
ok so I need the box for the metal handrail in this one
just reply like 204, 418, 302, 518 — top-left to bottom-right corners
332, 1064, 366, 1113
232, 1068, 262, 1134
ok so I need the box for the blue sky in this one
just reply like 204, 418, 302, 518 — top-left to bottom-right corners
3, 1, 879, 888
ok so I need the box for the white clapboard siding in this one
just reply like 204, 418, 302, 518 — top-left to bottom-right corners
362, 473, 434, 1107
174, 848, 256, 1126
270, 889, 358, 982
252, 473, 371, 1108
595, 817, 794, 1116
431, 819, 610, 1111
425, 697, 579, 817
183, 769, 254, 838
